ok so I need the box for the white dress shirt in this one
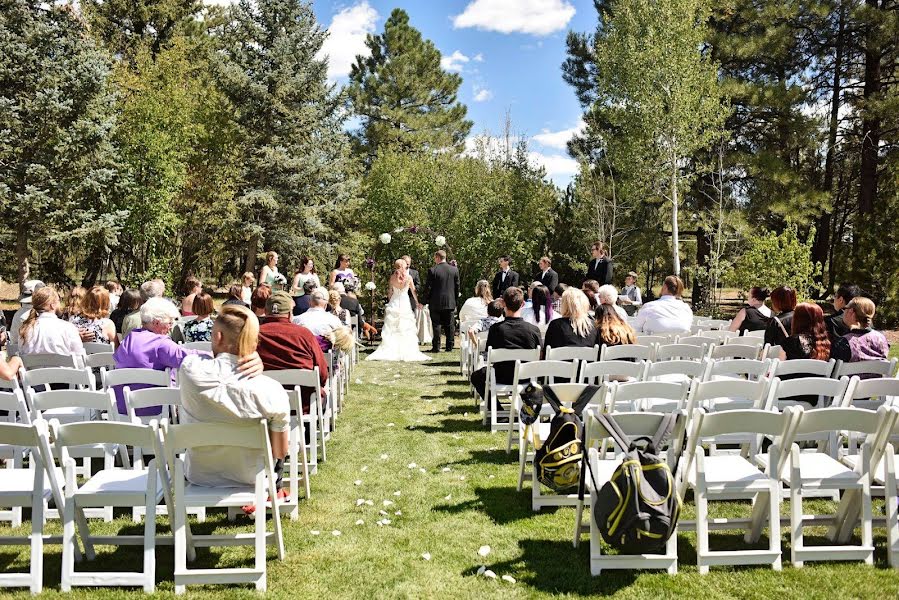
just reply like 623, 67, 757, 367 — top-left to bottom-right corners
16, 312, 84, 357
459, 297, 488, 324
293, 306, 343, 337
633, 295, 693, 334
179, 353, 289, 487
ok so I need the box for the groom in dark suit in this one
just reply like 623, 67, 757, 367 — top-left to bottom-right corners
424, 250, 460, 352
491, 256, 519, 300
585, 241, 613, 285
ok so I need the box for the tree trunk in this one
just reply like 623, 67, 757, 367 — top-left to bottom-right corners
858, 0, 881, 216
671, 166, 681, 276
16, 229, 29, 293
243, 236, 258, 276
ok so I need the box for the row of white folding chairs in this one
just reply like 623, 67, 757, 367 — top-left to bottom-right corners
576, 401, 899, 575
0, 417, 283, 594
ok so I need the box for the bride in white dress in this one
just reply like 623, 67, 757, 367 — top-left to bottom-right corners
366, 259, 431, 362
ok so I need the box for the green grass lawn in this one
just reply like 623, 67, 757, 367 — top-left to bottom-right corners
3, 347, 899, 598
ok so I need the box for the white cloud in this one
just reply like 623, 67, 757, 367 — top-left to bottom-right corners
473, 86, 493, 102
317, 1, 378, 82
440, 50, 470, 73
463, 135, 578, 186
453, 0, 576, 36
532, 120, 586, 150
473, 53, 484, 62
528, 150, 580, 183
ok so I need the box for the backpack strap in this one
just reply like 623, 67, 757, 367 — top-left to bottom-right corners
595, 413, 632, 453
571, 385, 603, 415
542, 385, 564, 413
650, 413, 678, 454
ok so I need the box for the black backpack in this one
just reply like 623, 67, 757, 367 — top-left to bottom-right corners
530, 384, 601, 493
582, 413, 681, 554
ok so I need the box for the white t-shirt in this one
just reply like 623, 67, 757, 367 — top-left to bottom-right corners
178, 353, 289, 487
459, 297, 488, 324
633, 295, 694, 334
16, 312, 85, 357
520, 305, 561, 327
293, 307, 343, 337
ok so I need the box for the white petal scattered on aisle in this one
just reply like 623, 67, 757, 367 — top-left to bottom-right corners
354, 480, 363, 486
407, 462, 417, 469
356, 499, 365, 506
393, 490, 401, 496
355, 519, 365, 526
476, 566, 486, 576
394, 510, 402, 516
387, 423, 395, 427
419, 467, 427, 474
364, 499, 374, 506
361, 466, 368, 472
383, 500, 394, 507
444, 494, 452, 500
483, 570, 497, 579
332, 530, 342, 536
459, 475, 466, 481
442, 467, 451, 472
355, 379, 363, 385
421, 552, 431, 561
311, 530, 320, 536
502, 575, 516, 584
379, 510, 388, 516
478, 545, 491, 557
381, 454, 389, 460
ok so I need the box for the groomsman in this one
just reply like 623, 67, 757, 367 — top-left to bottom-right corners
585, 241, 613, 285
491, 256, 519, 299
535, 256, 559, 292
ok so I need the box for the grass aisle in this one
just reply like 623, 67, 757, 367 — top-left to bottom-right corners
4, 347, 899, 597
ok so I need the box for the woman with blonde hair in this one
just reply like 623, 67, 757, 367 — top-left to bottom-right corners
327, 289, 349, 325
830, 297, 889, 368
595, 304, 637, 348
544, 288, 600, 350
366, 258, 430, 362
70, 286, 117, 346
61, 286, 87, 321
17, 287, 85, 357
458, 279, 493, 324
259, 251, 285, 288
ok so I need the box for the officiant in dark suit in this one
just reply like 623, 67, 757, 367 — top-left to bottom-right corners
585, 241, 613, 285
491, 256, 519, 299
535, 256, 559, 292
424, 250, 460, 352
403, 255, 421, 311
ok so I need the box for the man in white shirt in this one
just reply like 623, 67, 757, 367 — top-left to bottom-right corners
294, 287, 342, 337
633, 275, 693, 334
7, 279, 45, 356
178, 304, 289, 495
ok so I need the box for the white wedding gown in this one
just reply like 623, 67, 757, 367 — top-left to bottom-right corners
366, 280, 431, 362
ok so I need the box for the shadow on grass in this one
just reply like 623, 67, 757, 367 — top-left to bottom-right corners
433, 486, 556, 524
408, 418, 484, 434
447, 448, 515, 468
422, 390, 472, 401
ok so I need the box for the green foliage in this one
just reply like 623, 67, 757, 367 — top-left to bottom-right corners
82, 0, 204, 60
728, 224, 822, 301
348, 8, 472, 161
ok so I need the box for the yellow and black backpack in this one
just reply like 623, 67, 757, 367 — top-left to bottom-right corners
531, 385, 599, 493
584, 413, 681, 554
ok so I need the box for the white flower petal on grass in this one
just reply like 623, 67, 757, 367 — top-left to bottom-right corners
419, 468, 427, 474
393, 490, 401, 496
387, 423, 395, 427
355, 519, 365, 526
444, 494, 452, 501
383, 500, 394, 507
361, 466, 368, 472
460, 476, 466, 481
488, 475, 495, 479
379, 510, 388, 516
502, 575, 516, 584
382, 519, 392, 525
463, 412, 468, 417
332, 530, 342, 536
442, 467, 451, 472
310, 530, 320, 536
476, 566, 486, 576
356, 499, 365, 506
394, 510, 402, 516
407, 462, 417, 469
422, 552, 431, 561
483, 570, 497, 579
355, 378, 363, 385
365, 500, 374, 506
381, 454, 389, 460
354, 480, 363, 486
393, 373, 401, 379
478, 545, 491, 557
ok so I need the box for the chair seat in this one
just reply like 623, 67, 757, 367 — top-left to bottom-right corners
841, 454, 886, 483
78, 469, 160, 496
182, 483, 259, 507
689, 455, 767, 487
757, 453, 861, 485
0, 468, 56, 497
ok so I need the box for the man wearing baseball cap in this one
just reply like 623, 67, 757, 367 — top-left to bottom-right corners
256, 290, 329, 415
7, 280, 45, 356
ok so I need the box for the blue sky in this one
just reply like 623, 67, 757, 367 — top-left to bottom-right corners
313, 0, 599, 187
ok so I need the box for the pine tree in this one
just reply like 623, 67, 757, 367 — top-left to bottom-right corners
0, 0, 125, 288
82, 0, 204, 60
348, 8, 472, 161
216, 0, 360, 273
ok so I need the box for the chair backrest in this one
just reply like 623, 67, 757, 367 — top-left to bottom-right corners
83, 341, 114, 354
486, 347, 541, 366
29, 389, 115, 421
703, 330, 738, 342
636, 335, 668, 347
742, 329, 766, 339
726, 335, 763, 349
263, 367, 322, 391
793, 405, 891, 438
677, 335, 718, 348
772, 358, 835, 378
697, 319, 730, 330
655, 343, 707, 361
765, 376, 850, 410
709, 344, 761, 361
20, 366, 94, 390
84, 352, 116, 370
459, 318, 481, 336
183, 341, 212, 352
102, 367, 171, 391
600, 344, 652, 362
645, 359, 707, 381
584, 408, 688, 460
687, 378, 770, 412
761, 343, 782, 360
163, 419, 268, 455
705, 358, 770, 381
514, 359, 579, 384
539, 383, 605, 417
21, 353, 81, 369
545, 345, 599, 363
833, 358, 898, 379
580, 360, 646, 384
0, 387, 32, 425
841, 376, 899, 409
607, 380, 690, 412
125, 387, 183, 422
54, 420, 158, 452
0, 419, 64, 504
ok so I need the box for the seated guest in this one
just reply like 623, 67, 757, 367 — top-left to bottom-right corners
544, 288, 600, 352
250, 284, 272, 317
598, 284, 628, 320
595, 303, 637, 348
178, 305, 287, 502
764, 286, 797, 348
459, 280, 492, 324
0, 355, 23, 380
327, 289, 349, 324
782, 303, 830, 361
61, 286, 86, 321
552, 284, 568, 313
240, 272, 256, 305
110, 289, 141, 334
521, 285, 559, 329
105, 281, 122, 312
830, 297, 889, 368
292, 279, 317, 317
582, 279, 601, 313
223, 283, 249, 308
620, 272, 643, 308
633, 275, 692, 333
180, 277, 202, 316
16, 287, 85, 357
7, 279, 46, 356
467, 299, 505, 346
70, 285, 117, 346
256, 291, 329, 414
295, 287, 343, 349
469, 287, 541, 400
182, 292, 215, 343
825, 283, 861, 343
122, 279, 166, 338
729, 287, 771, 334
339, 277, 365, 327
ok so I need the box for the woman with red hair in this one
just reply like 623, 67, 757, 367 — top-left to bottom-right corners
781, 303, 831, 361
764, 286, 798, 347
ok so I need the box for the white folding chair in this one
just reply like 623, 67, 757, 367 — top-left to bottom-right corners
839, 375, 899, 411
772, 358, 835, 379
599, 344, 652, 362
84, 352, 116, 370
579, 360, 646, 385
22, 353, 82, 369
0, 380, 31, 527
710, 344, 761, 361
703, 330, 738, 343
0, 420, 74, 594
635, 335, 668, 347
182, 341, 212, 352
697, 319, 730, 330
507, 360, 579, 453
56, 421, 169, 592
764, 376, 849, 412
575, 409, 688, 575
645, 359, 707, 386
833, 358, 898, 380
727, 335, 763, 350
742, 329, 766, 339
655, 343, 707, 362
163, 420, 285, 594
760, 343, 782, 360
679, 407, 799, 573
468, 330, 489, 389
704, 358, 771, 383
677, 335, 719, 348
607, 380, 690, 413
101, 367, 171, 421
83, 342, 114, 354
545, 345, 600, 366
481, 347, 541, 433
264, 368, 327, 469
